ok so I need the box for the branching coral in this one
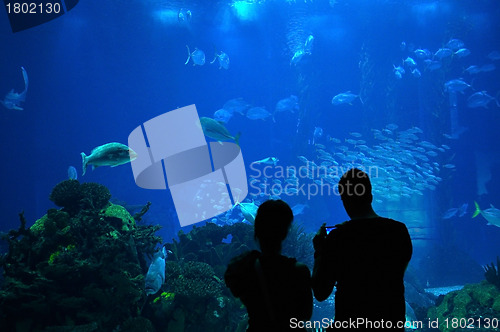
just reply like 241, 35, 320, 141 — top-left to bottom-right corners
0, 182, 160, 331
49, 179, 82, 213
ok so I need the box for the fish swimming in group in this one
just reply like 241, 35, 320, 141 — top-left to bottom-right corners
213, 108, 233, 123
1, 67, 28, 111
413, 48, 431, 59
473, 202, 500, 228
467, 91, 499, 108
145, 247, 168, 295
454, 48, 470, 58
403, 56, 417, 68
331, 91, 360, 105
223, 98, 250, 115
487, 51, 500, 61
253, 157, 279, 166
185, 45, 205, 66
199, 117, 241, 145
236, 200, 259, 223
434, 48, 453, 59
210, 48, 230, 69
246, 107, 273, 121
275, 95, 299, 114
446, 38, 465, 51
411, 68, 422, 78
464, 65, 482, 75
81, 142, 137, 176
393, 65, 405, 79
444, 79, 471, 94
291, 203, 308, 216
442, 203, 468, 219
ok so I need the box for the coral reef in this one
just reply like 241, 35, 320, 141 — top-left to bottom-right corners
49, 179, 112, 215
483, 257, 500, 290
0, 181, 161, 331
1, 179, 320, 331
427, 281, 500, 332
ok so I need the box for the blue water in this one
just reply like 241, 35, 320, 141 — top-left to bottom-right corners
1, 0, 499, 287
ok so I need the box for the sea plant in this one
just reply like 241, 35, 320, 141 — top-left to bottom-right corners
483, 256, 500, 290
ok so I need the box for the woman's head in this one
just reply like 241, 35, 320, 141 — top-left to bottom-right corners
254, 199, 294, 254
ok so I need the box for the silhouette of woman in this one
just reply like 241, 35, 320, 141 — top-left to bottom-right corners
225, 199, 313, 331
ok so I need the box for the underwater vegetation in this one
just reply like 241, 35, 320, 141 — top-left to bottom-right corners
483, 257, 500, 290
0, 179, 316, 331
425, 257, 500, 332
427, 281, 500, 332
0, 180, 161, 331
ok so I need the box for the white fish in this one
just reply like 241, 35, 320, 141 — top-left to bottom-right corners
467, 91, 499, 109
304, 35, 314, 54
144, 247, 168, 295
185, 45, 205, 66
454, 48, 470, 58
290, 49, 305, 66
246, 107, 273, 121
81, 142, 137, 176
473, 202, 500, 228
211, 49, 229, 69
236, 201, 259, 223
444, 79, 471, 94
331, 91, 359, 105
403, 57, 417, 68
434, 48, 453, 59
253, 157, 279, 165
1, 67, 28, 110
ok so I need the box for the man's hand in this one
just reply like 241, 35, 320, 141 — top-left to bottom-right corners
313, 223, 327, 252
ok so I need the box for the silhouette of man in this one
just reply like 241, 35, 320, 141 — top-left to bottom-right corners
312, 168, 412, 330
225, 199, 313, 331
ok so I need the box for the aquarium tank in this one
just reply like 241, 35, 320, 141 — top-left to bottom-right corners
0, 0, 499, 331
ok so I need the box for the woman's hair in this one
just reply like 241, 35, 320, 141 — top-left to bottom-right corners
254, 199, 294, 252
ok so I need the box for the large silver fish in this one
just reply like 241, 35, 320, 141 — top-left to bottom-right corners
81, 142, 137, 176
199, 117, 240, 145
473, 202, 500, 228
1, 67, 28, 110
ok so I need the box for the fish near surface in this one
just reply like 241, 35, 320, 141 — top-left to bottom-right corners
145, 247, 168, 295
1, 67, 28, 110
199, 117, 241, 145
473, 202, 500, 228
81, 142, 137, 176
